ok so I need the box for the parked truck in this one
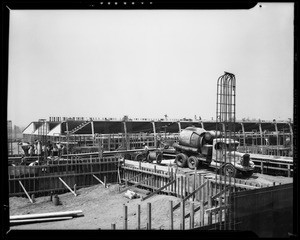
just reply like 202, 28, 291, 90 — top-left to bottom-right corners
173, 126, 255, 178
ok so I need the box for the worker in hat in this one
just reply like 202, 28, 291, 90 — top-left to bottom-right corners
142, 142, 149, 160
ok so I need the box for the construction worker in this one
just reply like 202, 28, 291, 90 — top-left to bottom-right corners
18, 142, 30, 156
28, 145, 34, 156
52, 144, 58, 156
46, 141, 52, 156
142, 142, 149, 160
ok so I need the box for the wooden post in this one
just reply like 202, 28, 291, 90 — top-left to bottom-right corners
111, 223, 116, 230
218, 197, 222, 229
137, 204, 141, 230
261, 161, 264, 174
31, 194, 35, 203
200, 200, 204, 226
117, 167, 121, 184
190, 203, 194, 229
74, 184, 76, 194
147, 202, 151, 230
123, 205, 128, 230
180, 201, 185, 230
169, 200, 173, 230
180, 176, 184, 198
193, 170, 196, 201
200, 175, 204, 202
104, 176, 107, 188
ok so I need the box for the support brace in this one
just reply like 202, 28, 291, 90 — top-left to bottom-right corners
58, 177, 77, 196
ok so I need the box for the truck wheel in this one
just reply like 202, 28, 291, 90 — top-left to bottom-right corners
156, 153, 163, 165
134, 153, 144, 162
223, 164, 237, 178
187, 156, 199, 169
175, 153, 188, 168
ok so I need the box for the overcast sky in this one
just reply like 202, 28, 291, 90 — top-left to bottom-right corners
7, 3, 293, 127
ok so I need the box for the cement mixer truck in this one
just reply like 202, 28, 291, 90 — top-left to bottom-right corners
173, 126, 255, 178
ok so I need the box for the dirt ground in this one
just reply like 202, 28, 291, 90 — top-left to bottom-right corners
9, 171, 293, 231
9, 184, 197, 230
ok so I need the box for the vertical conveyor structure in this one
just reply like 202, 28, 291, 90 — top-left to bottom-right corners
215, 71, 236, 230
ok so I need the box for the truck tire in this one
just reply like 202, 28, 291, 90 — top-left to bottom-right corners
187, 156, 199, 169
156, 153, 163, 165
124, 153, 132, 160
175, 153, 188, 168
135, 153, 144, 162
223, 164, 237, 178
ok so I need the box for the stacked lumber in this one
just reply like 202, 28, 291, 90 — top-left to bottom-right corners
10, 210, 83, 226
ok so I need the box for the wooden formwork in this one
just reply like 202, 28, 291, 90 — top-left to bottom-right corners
8, 157, 120, 197
119, 163, 276, 230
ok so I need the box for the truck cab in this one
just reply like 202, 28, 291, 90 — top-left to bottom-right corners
209, 138, 255, 177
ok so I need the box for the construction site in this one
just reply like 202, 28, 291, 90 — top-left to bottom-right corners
7, 72, 294, 237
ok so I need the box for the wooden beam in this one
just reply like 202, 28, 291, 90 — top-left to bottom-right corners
173, 181, 207, 212
141, 179, 176, 201
125, 173, 143, 186
10, 210, 83, 220
117, 167, 121, 184
123, 205, 128, 230
205, 205, 228, 214
147, 202, 151, 230
92, 174, 107, 187
119, 176, 154, 193
169, 200, 173, 230
211, 185, 231, 200
10, 216, 73, 225
18, 181, 33, 203
58, 177, 77, 196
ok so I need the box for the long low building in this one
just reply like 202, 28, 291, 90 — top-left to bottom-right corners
22, 116, 293, 140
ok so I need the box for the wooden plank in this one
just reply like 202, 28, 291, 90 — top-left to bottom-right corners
169, 200, 173, 230
212, 185, 230, 200
213, 179, 259, 190
11, 210, 83, 220
147, 202, 151, 230
123, 204, 128, 230
205, 205, 228, 214
18, 181, 33, 203
172, 181, 207, 212
125, 173, 144, 186
180, 176, 183, 198
200, 200, 204, 226
137, 204, 141, 230
120, 176, 154, 193
141, 179, 176, 201
122, 166, 170, 178
180, 202, 185, 230
190, 203, 194, 229
58, 177, 77, 196
10, 216, 73, 225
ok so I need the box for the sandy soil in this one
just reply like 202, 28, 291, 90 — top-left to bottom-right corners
9, 184, 199, 230
9, 158, 292, 231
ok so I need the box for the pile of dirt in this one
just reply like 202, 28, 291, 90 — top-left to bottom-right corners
9, 184, 195, 230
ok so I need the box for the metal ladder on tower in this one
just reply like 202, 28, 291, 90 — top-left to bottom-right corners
69, 120, 91, 134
